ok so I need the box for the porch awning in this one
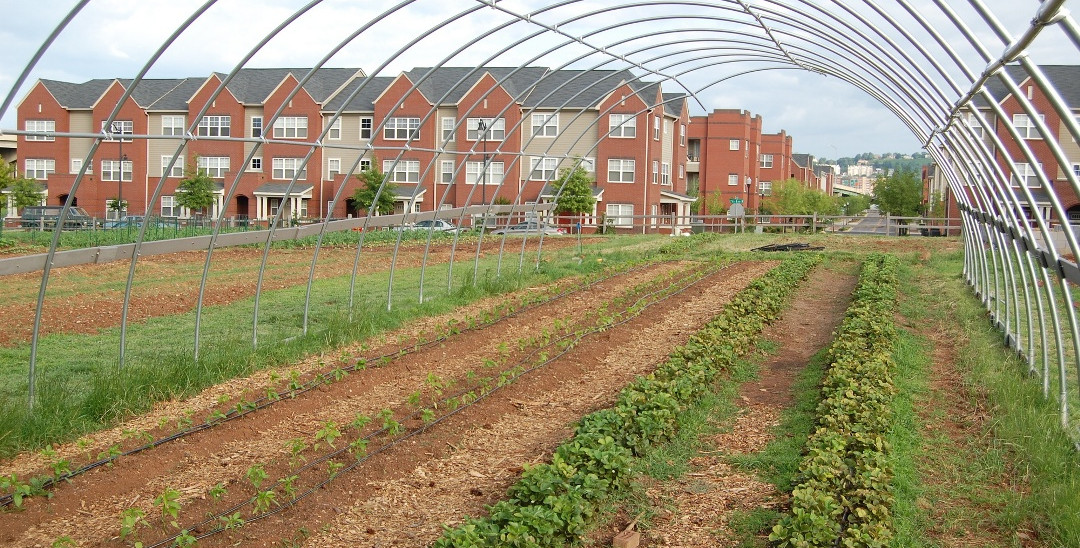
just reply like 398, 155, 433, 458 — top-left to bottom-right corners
393, 185, 426, 202
253, 183, 314, 198
660, 189, 697, 204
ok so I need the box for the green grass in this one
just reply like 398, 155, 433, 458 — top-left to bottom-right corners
888, 330, 933, 546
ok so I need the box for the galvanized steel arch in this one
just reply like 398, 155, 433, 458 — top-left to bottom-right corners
3, 0, 1080, 438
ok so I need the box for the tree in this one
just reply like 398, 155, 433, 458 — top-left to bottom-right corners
176, 160, 217, 216
352, 160, 395, 216
766, 179, 839, 216
872, 167, 923, 217
840, 194, 871, 215
0, 160, 45, 232
553, 164, 596, 219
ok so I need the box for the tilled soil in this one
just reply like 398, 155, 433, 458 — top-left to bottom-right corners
0, 259, 775, 548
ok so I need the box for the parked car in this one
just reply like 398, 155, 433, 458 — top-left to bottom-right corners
403, 219, 464, 233
20, 206, 93, 229
104, 216, 176, 229
490, 221, 566, 236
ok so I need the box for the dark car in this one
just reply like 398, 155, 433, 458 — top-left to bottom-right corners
20, 206, 93, 229
490, 221, 566, 236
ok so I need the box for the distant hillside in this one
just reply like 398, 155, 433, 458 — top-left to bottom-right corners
820, 152, 932, 173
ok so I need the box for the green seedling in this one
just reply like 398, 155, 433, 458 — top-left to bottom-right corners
253, 490, 277, 515
154, 487, 182, 528
220, 512, 244, 530
208, 483, 227, 501
120, 507, 148, 539
246, 464, 268, 490
314, 421, 341, 449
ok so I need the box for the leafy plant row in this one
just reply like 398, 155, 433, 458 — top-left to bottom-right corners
435, 254, 822, 547
770, 253, 900, 547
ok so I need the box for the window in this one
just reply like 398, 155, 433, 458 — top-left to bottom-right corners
1073, 163, 1080, 178
273, 158, 307, 180
161, 115, 185, 136
467, 118, 505, 140
652, 160, 658, 184
728, 173, 738, 186
360, 158, 371, 171
273, 116, 308, 139
251, 116, 262, 138
609, 114, 636, 138
679, 164, 685, 179
680, 124, 686, 146
24, 159, 55, 180
530, 157, 558, 181
71, 158, 91, 175
608, 159, 636, 183
197, 156, 230, 178
161, 155, 184, 177
100, 159, 130, 182
729, 139, 740, 151
576, 157, 596, 172
759, 181, 772, 195
440, 160, 455, 183
250, 157, 262, 171
963, 112, 984, 138
161, 195, 188, 218
197, 115, 230, 137
605, 203, 634, 226
1013, 113, 1044, 139
328, 118, 341, 140
327, 158, 341, 179
360, 117, 373, 139
661, 163, 671, 185
466, 161, 504, 185
531, 113, 558, 137
102, 120, 133, 141
441, 117, 455, 142
653, 117, 660, 140
760, 154, 774, 169
25, 120, 55, 141
384, 117, 420, 140
1012, 163, 1041, 187
382, 159, 420, 183
106, 200, 125, 220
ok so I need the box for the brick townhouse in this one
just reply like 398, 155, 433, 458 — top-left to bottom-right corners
15, 66, 695, 231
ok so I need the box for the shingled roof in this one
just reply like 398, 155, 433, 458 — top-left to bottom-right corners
38, 79, 113, 109
212, 67, 364, 104
323, 76, 395, 112
974, 64, 1080, 108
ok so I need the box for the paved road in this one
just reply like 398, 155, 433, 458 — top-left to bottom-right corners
846, 209, 889, 235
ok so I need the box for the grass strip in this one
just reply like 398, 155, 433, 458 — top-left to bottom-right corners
433, 253, 821, 547
769, 253, 900, 547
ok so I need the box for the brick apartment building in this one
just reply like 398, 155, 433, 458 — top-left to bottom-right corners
14, 66, 696, 231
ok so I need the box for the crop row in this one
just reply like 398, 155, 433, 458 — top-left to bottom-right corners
112, 260, 728, 547
770, 253, 901, 547
434, 254, 822, 547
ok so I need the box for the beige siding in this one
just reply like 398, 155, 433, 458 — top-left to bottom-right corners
68, 111, 94, 170
243, 107, 263, 164
521, 110, 599, 181
321, 113, 372, 178
148, 113, 187, 179
438, 107, 458, 153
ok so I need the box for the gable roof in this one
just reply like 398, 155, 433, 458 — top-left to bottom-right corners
792, 153, 811, 168
402, 67, 551, 105
213, 67, 364, 104
323, 76, 395, 112
38, 79, 113, 109
975, 64, 1080, 108
526, 69, 639, 109
661, 93, 687, 117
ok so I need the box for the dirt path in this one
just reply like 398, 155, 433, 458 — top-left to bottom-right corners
0, 260, 774, 548
636, 263, 858, 546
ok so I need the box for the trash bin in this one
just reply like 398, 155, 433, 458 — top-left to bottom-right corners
691, 221, 705, 234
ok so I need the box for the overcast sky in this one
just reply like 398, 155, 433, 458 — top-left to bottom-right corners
1, 0, 1072, 159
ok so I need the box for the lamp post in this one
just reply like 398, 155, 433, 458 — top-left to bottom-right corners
112, 121, 127, 221
477, 118, 488, 229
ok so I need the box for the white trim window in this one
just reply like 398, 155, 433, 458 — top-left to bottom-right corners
760, 154, 774, 169
100, 159, 130, 182
467, 118, 505, 140
71, 158, 91, 175
609, 114, 636, 138
1013, 113, 1044, 140
679, 164, 685, 179
161, 115, 185, 136
160, 195, 189, 218
102, 120, 133, 141
529, 157, 558, 181
1011, 162, 1042, 187
466, 161, 504, 185
251, 116, 263, 138
680, 124, 686, 146
652, 160, 658, 184
441, 117, 456, 142
384, 117, 420, 140
1073, 163, 1080, 178
531, 113, 558, 137
661, 162, 671, 185
440, 160, 455, 183
25, 120, 55, 141
197, 115, 230, 137
728, 173, 738, 186
729, 139, 740, 151
360, 158, 372, 171
161, 155, 184, 178
608, 159, 635, 183
272, 158, 307, 180
327, 158, 341, 179
653, 116, 660, 140
250, 157, 262, 171
273, 116, 308, 139
360, 116, 373, 139
605, 203, 634, 226
197, 156, 230, 178
327, 118, 341, 140
383, 159, 420, 183
963, 112, 984, 138
24, 159, 55, 180
759, 181, 772, 195
576, 157, 596, 172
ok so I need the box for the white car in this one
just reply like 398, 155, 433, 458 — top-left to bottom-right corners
491, 221, 566, 236
404, 219, 464, 233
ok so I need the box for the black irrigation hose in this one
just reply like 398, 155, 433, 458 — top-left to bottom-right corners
0, 261, 660, 508
146, 260, 729, 547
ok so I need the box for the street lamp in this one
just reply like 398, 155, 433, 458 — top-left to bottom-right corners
112, 121, 128, 220
476, 118, 488, 229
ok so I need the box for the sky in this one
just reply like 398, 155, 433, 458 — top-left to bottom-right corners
1, 0, 1073, 159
